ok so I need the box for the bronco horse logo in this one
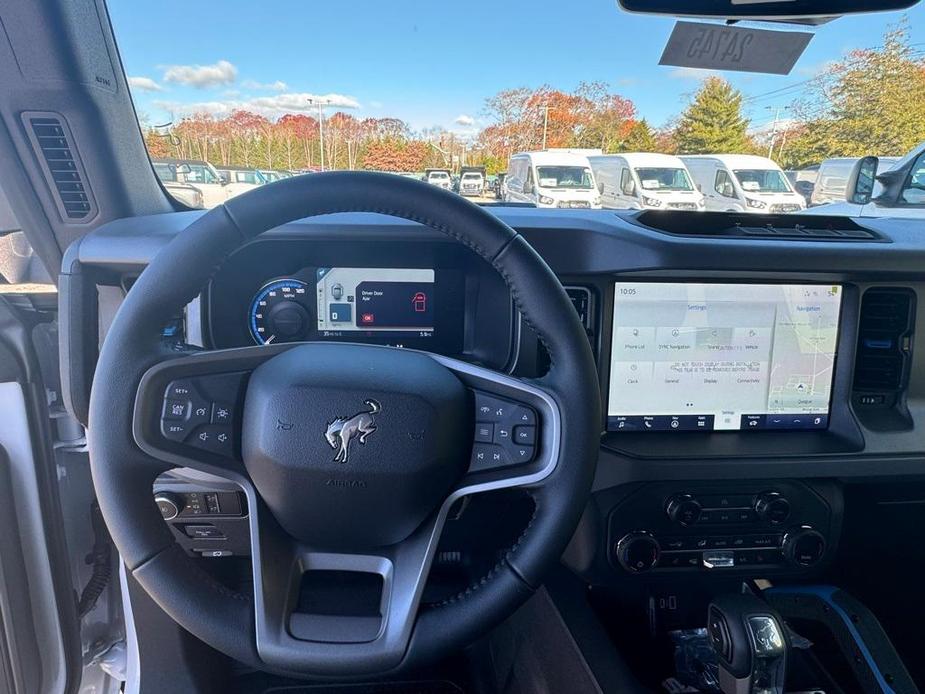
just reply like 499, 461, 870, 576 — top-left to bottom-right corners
324, 399, 380, 463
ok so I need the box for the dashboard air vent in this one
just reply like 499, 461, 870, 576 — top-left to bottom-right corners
22, 112, 96, 222
853, 288, 915, 395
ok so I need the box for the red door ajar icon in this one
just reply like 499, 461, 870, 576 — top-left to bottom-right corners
411, 292, 427, 313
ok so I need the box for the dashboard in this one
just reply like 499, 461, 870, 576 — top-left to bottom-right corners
60, 207, 925, 582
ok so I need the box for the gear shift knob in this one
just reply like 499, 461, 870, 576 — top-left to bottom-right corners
707, 594, 788, 694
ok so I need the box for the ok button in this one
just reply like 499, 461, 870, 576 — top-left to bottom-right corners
513, 426, 536, 446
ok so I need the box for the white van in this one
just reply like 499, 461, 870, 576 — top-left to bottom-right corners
503, 150, 602, 209
681, 154, 806, 214
588, 153, 704, 211
810, 156, 900, 206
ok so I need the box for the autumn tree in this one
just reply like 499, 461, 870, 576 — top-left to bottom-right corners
674, 77, 751, 154
788, 20, 925, 159
619, 119, 658, 152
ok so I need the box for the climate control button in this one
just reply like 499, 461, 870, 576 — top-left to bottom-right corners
782, 526, 826, 567
615, 531, 660, 573
754, 491, 791, 525
665, 494, 702, 526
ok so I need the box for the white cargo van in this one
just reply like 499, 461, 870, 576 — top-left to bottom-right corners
503, 150, 602, 209
810, 156, 900, 206
153, 158, 229, 208
681, 154, 806, 214
588, 153, 704, 211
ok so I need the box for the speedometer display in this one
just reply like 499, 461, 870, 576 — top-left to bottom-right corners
248, 279, 312, 344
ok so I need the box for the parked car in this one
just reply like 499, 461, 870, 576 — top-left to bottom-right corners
259, 169, 294, 182
681, 154, 806, 213
458, 167, 486, 197
804, 141, 925, 219
151, 161, 205, 209
784, 166, 819, 205
423, 169, 452, 190
589, 152, 704, 211
504, 149, 602, 208
153, 158, 228, 208
810, 156, 900, 206
214, 165, 269, 197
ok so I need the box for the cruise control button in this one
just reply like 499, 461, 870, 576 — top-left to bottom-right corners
189, 400, 211, 426
513, 425, 536, 445
166, 380, 196, 399
162, 421, 191, 441
163, 399, 189, 421
188, 425, 234, 456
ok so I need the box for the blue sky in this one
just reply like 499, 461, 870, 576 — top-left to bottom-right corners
108, 0, 924, 135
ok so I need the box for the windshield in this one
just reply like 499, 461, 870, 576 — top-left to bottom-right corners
109, 1, 925, 216
634, 167, 693, 191
733, 169, 793, 194
462, 173, 482, 180
536, 166, 594, 190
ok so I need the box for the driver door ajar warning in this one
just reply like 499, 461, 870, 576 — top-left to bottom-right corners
659, 21, 812, 76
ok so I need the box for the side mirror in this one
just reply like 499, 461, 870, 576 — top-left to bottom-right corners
846, 156, 878, 205
597, 180, 604, 194
523, 182, 534, 195
176, 163, 192, 175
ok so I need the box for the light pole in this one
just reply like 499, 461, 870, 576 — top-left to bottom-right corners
765, 105, 788, 159
541, 103, 550, 150
307, 97, 328, 171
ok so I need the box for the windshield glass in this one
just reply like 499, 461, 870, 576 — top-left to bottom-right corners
109, 1, 925, 216
536, 166, 594, 190
634, 167, 693, 191
733, 169, 793, 194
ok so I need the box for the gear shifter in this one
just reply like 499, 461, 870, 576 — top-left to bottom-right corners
707, 594, 788, 694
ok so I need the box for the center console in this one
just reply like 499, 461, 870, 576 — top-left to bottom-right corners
607, 480, 841, 577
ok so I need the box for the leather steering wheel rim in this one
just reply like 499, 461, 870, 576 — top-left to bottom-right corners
86, 171, 601, 675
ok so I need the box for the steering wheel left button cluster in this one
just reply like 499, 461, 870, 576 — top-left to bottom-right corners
159, 373, 246, 456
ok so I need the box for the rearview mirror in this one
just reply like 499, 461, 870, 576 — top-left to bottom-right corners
618, 0, 920, 19
846, 156, 878, 205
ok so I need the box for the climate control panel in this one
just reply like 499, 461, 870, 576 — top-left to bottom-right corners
608, 481, 839, 576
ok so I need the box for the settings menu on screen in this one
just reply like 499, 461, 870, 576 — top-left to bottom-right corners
608, 283, 842, 432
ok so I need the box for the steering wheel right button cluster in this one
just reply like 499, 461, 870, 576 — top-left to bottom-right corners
470, 391, 538, 471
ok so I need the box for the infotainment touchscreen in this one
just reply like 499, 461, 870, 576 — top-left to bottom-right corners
608, 283, 842, 432
315, 267, 435, 337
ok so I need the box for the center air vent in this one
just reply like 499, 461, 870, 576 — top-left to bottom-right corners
853, 288, 915, 397
22, 112, 96, 222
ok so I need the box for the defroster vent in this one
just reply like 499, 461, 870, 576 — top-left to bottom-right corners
23, 112, 96, 222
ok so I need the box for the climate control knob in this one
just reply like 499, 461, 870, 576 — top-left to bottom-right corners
782, 526, 826, 567
754, 491, 791, 525
154, 492, 183, 520
615, 532, 660, 573
665, 494, 702, 526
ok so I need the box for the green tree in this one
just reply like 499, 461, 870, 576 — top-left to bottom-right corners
618, 119, 658, 152
790, 20, 925, 158
674, 77, 751, 154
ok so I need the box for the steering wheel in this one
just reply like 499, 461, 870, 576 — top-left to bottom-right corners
88, 172, 600, 676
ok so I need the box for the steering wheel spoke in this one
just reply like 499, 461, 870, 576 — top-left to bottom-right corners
133, 343, 298, 476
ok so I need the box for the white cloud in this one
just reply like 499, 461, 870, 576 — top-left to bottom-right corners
667, 66, 719, 81
128, 76, 162, 92
153, 92, 361, 119
162, 60, 237, 88
454, 114, 475, 126
242, 79, 288, 91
